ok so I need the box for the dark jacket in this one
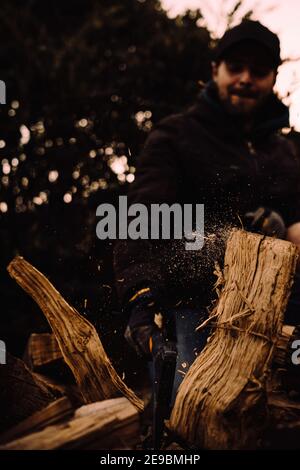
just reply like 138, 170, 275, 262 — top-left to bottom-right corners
113, 82, 300, 308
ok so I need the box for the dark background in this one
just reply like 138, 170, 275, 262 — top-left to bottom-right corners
0, 0, 299, 377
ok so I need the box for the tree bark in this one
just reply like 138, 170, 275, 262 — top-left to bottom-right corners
169, 229, 298, 449
7, 256, 143, 412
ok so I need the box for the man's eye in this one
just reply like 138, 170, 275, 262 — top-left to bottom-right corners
226, 62, 244, 74
251, 66, 271, 78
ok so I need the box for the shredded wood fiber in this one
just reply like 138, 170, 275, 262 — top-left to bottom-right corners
169, 229, 298, 449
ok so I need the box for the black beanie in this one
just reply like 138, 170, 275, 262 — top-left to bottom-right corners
215, 20, 281, 67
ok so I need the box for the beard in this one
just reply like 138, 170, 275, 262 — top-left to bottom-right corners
221, 87, 265, 116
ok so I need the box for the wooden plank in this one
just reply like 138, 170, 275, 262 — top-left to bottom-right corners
0, 397, 73, 444
0, 397, 140, 450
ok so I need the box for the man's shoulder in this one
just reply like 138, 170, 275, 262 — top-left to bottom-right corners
271, 133, 298, 155
153, 107, 203, 140
155, 112, 186, 132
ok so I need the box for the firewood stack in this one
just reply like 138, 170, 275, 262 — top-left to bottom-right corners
0, 256, 143, 450
1, 230, 300, 450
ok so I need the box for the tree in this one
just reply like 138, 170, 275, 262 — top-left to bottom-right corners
0, 0, 212, 365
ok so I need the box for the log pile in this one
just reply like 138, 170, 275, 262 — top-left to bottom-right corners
0, 256, 143, 449
2, 231, 300, 450
0, 397, 73, 444
0, 352, 61, 433
0, 398, 140, 450
7, 257, 143, 410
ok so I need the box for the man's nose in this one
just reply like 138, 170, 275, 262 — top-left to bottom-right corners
239, 67, 253, 85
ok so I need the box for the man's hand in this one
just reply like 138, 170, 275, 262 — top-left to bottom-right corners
287, 222, 300, 247
124, 318, 154, 358
244, 206, 286, 239
124, 289, 160, 359
286, 222, 300, 270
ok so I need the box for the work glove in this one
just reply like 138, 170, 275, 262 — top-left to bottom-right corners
124, 288, 161, 359
244, 207, 286, 239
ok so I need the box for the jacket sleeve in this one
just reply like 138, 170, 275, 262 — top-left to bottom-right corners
113, 115, 182, 306
279, 138, 300, 228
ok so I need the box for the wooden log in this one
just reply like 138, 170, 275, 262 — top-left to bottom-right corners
273, 325, 296, 368
169, 229, 298, 449
0, 353, 60, 433
254, 326, 300, 448
0, 397, 73, 444
33, 372, 83, 406
264, 391, 300, 449
7, 257, 143, 412
23, 333, 63, 370
23, 332, 74, 384
0, 397, 140, 450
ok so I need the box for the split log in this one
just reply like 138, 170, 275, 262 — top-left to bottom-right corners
273, 325, 296, 368
33, 372, 83, 405
0, 397, 140, 450
0, 353, 60, 433
23, 333, 63, 370
7, 257, 143, 412
264, 391, 300, 448
0, 396, 73, 444
169, 229, 298, 449
23, 332, 74, 383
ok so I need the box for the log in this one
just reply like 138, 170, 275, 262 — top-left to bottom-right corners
169, 229, 298, 449
7, 256, 143, 412
273, 325, 296, 368
23, 332, 73, 383
0, 397, 140, 450
33, 372, 83, 406
0, 353, 60, 433
23, 333, 63, 370
0, 396, 73, 444
264, 391, 300, 448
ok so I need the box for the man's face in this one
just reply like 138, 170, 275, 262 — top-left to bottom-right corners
212, 41, 277, 116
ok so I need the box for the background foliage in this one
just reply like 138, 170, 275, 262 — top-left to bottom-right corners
0, 0, 213, 370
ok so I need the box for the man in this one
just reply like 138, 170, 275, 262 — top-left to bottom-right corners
113, 20, 300, 390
